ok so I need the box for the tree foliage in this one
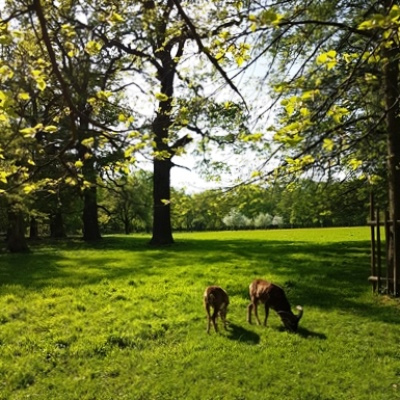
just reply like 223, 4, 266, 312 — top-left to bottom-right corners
0, 0, 260, 249
170, 178, 368, 232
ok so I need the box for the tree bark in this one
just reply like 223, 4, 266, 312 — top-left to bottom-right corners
7, 210, 29, 253
150, 157, 174, 245
29, 216, 39, 239
82, 184, 101, 241
384, 42, 400, 295
50, 210, 66, 238
149, 43, 176, 245
78, 114, 101, 241
123, 214, 132, 235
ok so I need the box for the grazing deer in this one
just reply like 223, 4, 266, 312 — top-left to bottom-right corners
203, 286, 229, 333
247, 279, 303, 332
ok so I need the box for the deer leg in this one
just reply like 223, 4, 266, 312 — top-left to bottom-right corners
264, 304, 270, 326
253, 301, 261, 325
220, 305, 228, 330
211, 308, 218, 332
247, 303, 253, 324
205, 303, 212, 334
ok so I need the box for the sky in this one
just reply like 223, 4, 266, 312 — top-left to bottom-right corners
169, 152, 233, 193
166, 56, 276, 193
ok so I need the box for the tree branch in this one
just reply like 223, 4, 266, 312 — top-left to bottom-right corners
171, 0, 248, 110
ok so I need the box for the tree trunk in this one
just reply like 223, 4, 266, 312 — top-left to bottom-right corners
50, 210, 66, 238
29, 216, 39, 239
123, 215, 132, 235
150, 158, 174, 245
7, 210, 29, 253
78, 144, 101, 241
384, 43, 400, 295
149, 46, 176, 246
78, 103, 101, 242
82, 185, 101, 241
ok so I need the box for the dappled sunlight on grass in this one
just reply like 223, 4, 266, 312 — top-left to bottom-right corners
0, 227, 399, 399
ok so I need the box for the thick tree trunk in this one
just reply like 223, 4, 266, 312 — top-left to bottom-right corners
150, 158, 174, 245
149, 46, 176, 246
78, 140, 101, 241
50, 210, 66, 238
82, 185, 101, 241
77, 103, 101, 242
123, 215, 132, 235
124, 218, 129, 235
148, 20, 191, 245
7, 210, 29, 253
384, 44, 400, 295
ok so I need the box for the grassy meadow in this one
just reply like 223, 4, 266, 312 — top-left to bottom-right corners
1, 227, 400, 399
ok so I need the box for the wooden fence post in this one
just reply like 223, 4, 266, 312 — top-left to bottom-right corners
376, 208, 381, 292
394, 215, 398, 296
385, 211, 390, 294
370, 193, 376, 293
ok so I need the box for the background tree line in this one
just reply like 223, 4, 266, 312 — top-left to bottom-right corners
0, 172, 371, 237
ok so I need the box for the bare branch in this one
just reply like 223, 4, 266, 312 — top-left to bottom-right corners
171, 0, 248, 110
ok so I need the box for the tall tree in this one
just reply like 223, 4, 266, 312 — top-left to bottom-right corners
233, 0, 400, 292
78, 0, 254, 245
2, 0, 254, 247
1, 0, 134, 247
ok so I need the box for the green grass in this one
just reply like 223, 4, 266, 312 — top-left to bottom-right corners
1, 227, 400, 400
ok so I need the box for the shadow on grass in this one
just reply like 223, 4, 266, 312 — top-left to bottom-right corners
1, 234, 398, 326
226, 323, 260, 344
296, 326, 327, 340
260, 324, 327, 339
0, 236, 157, 291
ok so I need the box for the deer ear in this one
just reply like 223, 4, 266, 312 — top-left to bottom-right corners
296, 306, 303, 321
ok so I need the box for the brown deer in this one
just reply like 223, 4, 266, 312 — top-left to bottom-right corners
247, 279, 303, 332
203, 286, 229, 333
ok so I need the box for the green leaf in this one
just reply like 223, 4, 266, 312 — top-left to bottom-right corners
44, 125, 58, 133
155, 92, 169, 102
110, 12, 125, 23
358, 20, 374, 30
316, 50, 337, 70
36, 79, 46, 91
323, 138, 334, 151
349, 159, 362, 170
389, 5, 400, 21
19, 127, 36, 136
300, 107, 310, 117
0, 171, 7, 183
85, 40, 102, 55
260, 9, 279, 25
316, 53, 328, 64
23, 184, 36, 194
18, 92, 30, 101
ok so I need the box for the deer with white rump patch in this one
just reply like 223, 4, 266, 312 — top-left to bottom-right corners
203, 286, 229, 333
247, 279, 303, 332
